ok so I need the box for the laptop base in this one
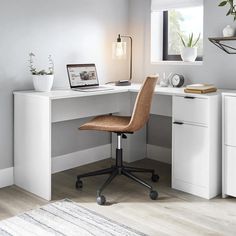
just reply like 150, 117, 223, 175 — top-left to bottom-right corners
72, 86, 113, 92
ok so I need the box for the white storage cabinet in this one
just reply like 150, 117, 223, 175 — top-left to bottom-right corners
172, 94, 221, 199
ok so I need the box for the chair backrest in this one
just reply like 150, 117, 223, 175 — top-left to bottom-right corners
127, 76, 158, 132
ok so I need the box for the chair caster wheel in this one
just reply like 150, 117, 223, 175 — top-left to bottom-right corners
150, 190, 158, 200
151, 174, 160, 182
76, 180, 83, 189
97, 195, 106, 205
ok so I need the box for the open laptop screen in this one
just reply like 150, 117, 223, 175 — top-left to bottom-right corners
67, 64, 99, 88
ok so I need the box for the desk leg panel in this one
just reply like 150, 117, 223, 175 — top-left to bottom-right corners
14, 95, 51, 201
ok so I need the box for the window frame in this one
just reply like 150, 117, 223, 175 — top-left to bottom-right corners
162, 10, 203, 61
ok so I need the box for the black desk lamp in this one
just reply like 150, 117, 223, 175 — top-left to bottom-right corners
112, 34, 133, 86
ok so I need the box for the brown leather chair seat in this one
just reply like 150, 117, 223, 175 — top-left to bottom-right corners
80, 115, 131, 133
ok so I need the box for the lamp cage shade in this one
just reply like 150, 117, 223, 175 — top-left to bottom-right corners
112, 41, 127, 60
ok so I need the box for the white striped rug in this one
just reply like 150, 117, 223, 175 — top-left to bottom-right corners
0, 199, 147, 236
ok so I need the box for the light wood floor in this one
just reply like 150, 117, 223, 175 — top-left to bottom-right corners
0, 159, 236, 236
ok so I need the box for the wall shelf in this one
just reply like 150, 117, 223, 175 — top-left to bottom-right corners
209, 37, 236, 54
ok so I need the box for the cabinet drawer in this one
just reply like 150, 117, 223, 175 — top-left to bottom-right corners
225, 146, 236, 197
173, 123, 208, 188
224, 96, 236, 146
173, 96, 208, 125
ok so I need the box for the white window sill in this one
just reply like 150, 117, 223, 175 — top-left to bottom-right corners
151, 61, 203, 66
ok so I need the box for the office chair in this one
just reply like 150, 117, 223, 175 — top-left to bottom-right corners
76, 76, 159, 205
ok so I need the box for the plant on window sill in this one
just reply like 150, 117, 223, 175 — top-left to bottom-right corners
178, 33, 201, 62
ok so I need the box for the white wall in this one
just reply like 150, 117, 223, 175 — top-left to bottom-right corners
129, 0, 236, 89
128, 0, 147, 81
0, 0, 129, 170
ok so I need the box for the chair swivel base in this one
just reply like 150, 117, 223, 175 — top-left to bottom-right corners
76, 152, 159, 205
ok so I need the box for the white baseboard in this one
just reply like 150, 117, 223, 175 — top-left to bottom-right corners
52, 144, 111, 174
0, 167, 14, 188
147, 144, 171, 164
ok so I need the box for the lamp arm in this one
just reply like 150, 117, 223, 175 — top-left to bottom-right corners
120, 35, 133, 81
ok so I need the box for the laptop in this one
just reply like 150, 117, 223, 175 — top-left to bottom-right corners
67, 64, 113, 92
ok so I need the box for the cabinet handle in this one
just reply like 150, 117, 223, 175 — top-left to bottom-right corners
173, 121, 184, 125
184, 96, 195, 99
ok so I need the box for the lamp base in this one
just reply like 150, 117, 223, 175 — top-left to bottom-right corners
115, 80, 131, 86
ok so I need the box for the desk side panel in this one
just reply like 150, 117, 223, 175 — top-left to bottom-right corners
14, 94, 51, 200
209, 95, 222, 198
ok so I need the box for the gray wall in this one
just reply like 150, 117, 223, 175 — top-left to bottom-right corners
147, 115, 172, 148
52, 118, 110, 157
130, 0, 236, 88
129, 0, 236, 148
0, 0, 129, 170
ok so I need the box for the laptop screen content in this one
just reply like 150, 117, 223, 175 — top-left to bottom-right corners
67, 64, 99, 88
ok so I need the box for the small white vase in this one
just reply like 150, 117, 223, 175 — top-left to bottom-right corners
32, 75, 54, 92
181, 47, 197, 62
223, 25, 234, 37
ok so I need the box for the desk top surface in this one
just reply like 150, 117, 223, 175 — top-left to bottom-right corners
14, 83, 222, 100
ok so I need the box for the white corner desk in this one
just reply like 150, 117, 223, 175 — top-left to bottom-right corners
14, 84, 222, 201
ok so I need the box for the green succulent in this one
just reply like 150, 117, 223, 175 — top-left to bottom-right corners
178, 33, 201, 48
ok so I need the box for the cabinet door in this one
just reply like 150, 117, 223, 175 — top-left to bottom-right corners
225, 146, 236, 197
225, 96, 236, 147
173, 123, 208, 187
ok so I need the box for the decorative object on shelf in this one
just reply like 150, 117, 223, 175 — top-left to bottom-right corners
112, 34, 133, 86
219, 0, 236, 21
178, 33, 201, 62
184, 84, 217, 94
209, 36, 236, 54
160, 72, 172, 87
223, 25, 235, 37
170, 74, 185, 88
29, 52, 54, 92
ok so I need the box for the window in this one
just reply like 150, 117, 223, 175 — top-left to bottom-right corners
163, 6, 203, 61
151, 0, 203, 63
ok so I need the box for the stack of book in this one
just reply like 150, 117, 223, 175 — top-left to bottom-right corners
184, 84, 217, 94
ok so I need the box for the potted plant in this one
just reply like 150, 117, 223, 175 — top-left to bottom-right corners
219, 0, 236, 37
219, 0, 236, 21
29, 53, 54, 92
178, 33, 201, 62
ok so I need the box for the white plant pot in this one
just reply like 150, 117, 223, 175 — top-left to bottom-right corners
32, 75, 54, 92
181, 47, 197, 62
